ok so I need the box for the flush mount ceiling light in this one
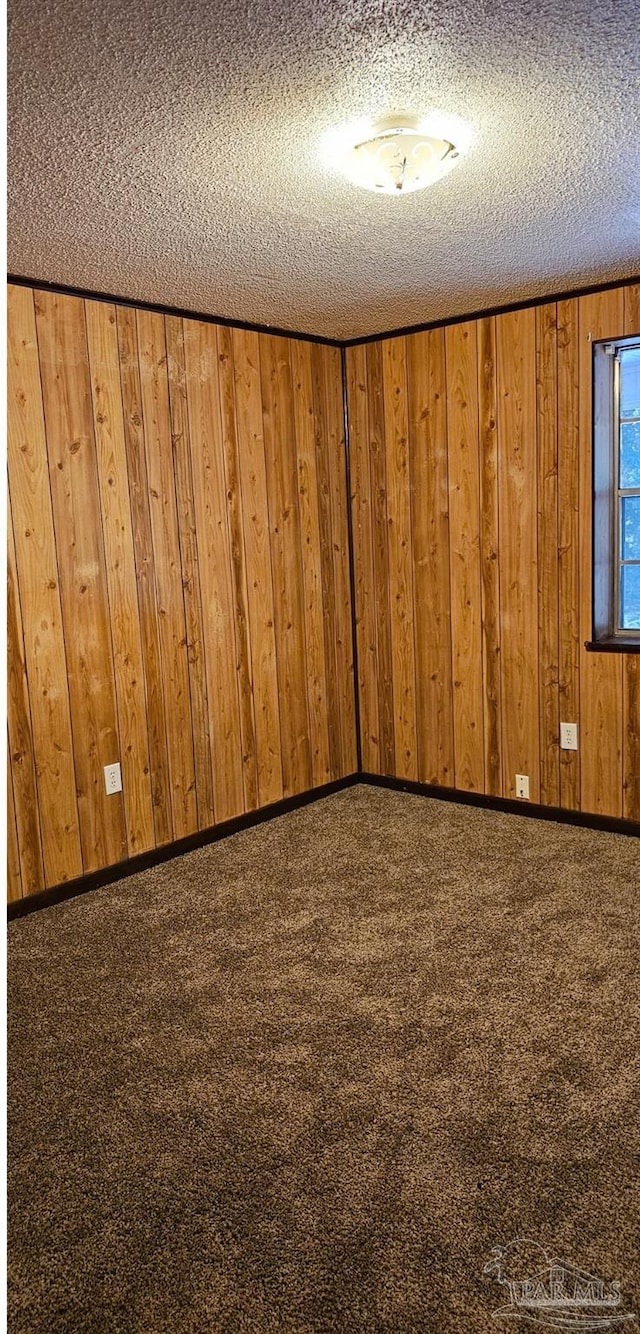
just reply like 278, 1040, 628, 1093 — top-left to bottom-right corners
322, 111, 472, 196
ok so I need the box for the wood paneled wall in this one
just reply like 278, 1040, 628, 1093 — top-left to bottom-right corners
7, 284, 356, 899
347, 282, 640, 821
7, 277, 639, 900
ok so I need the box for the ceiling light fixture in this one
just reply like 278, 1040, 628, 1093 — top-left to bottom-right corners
322, 110, 472, 196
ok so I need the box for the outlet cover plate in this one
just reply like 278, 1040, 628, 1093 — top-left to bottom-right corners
515, 774, 530, 800
104, 762, 122, 795
560, 722, 578, 751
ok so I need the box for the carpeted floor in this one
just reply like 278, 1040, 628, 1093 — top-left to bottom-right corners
7, 784, 640, 1332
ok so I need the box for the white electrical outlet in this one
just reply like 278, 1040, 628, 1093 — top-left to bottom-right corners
104, 762, 122, 795
560, 722, 578, 751
515, 774, 530, 800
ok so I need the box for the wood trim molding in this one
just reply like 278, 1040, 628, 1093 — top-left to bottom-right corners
7, 274, 343, 347
342, 274, 640, 347
360, 772, 640, 837
584, 638, 640, 653
9, 769, 638, 921
8, 272, 639, 350
6, 775, 361, 920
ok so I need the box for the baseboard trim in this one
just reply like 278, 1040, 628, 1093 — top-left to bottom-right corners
9, 769, 638, 920
7, 774, 360, 921
359, 772, 640, 837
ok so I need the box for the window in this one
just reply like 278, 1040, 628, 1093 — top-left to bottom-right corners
617, 345, 640, 632
592, 336, 640, 645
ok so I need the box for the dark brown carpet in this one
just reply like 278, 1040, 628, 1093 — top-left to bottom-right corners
8, 785, 640, 1332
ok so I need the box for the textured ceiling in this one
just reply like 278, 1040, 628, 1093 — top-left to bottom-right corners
8, 0, 640, 339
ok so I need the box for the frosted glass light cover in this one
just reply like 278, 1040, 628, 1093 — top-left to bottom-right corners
336, 113, 465, 195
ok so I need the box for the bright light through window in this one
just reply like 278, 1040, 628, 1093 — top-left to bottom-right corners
618, 345, 640, 631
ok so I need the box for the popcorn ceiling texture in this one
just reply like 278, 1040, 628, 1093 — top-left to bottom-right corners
8, 0, 640, 340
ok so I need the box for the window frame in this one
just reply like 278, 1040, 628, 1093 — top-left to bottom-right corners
614, 347, 640, 636
589, 334, 640, 651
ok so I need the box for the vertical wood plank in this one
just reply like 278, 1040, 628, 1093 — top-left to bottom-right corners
7, 505, 45, 894
407, 329, 454, 786
323, 345, 358, 776
311, 343, 341, 780
7, 745, 23, 903
136, 309, 197, 839
117, 306, 173, 845
578, 289, 624, 817
232, 328, 283, 806
446, 321, 484, 792
622, 656, 640, 822
259, 333, 312, 796
7, 284, 82, 886
382, 336, 417, 781
290, 339, 332, 785
183, 319, 246, 822
216, 325, 258, 811
366, 341, 395, 775
557, 297, 581, 810
496, 308, 540, 801
536, 302, 560, 805
477, 317, 503, 796
165, 315, 216, 830
622, 283, 640, 820
86, 299, 155, 857
346, 345, 379, 773
35, 290, 127, 871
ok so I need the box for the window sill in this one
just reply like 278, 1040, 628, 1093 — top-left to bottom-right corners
585, 637, 640, 653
